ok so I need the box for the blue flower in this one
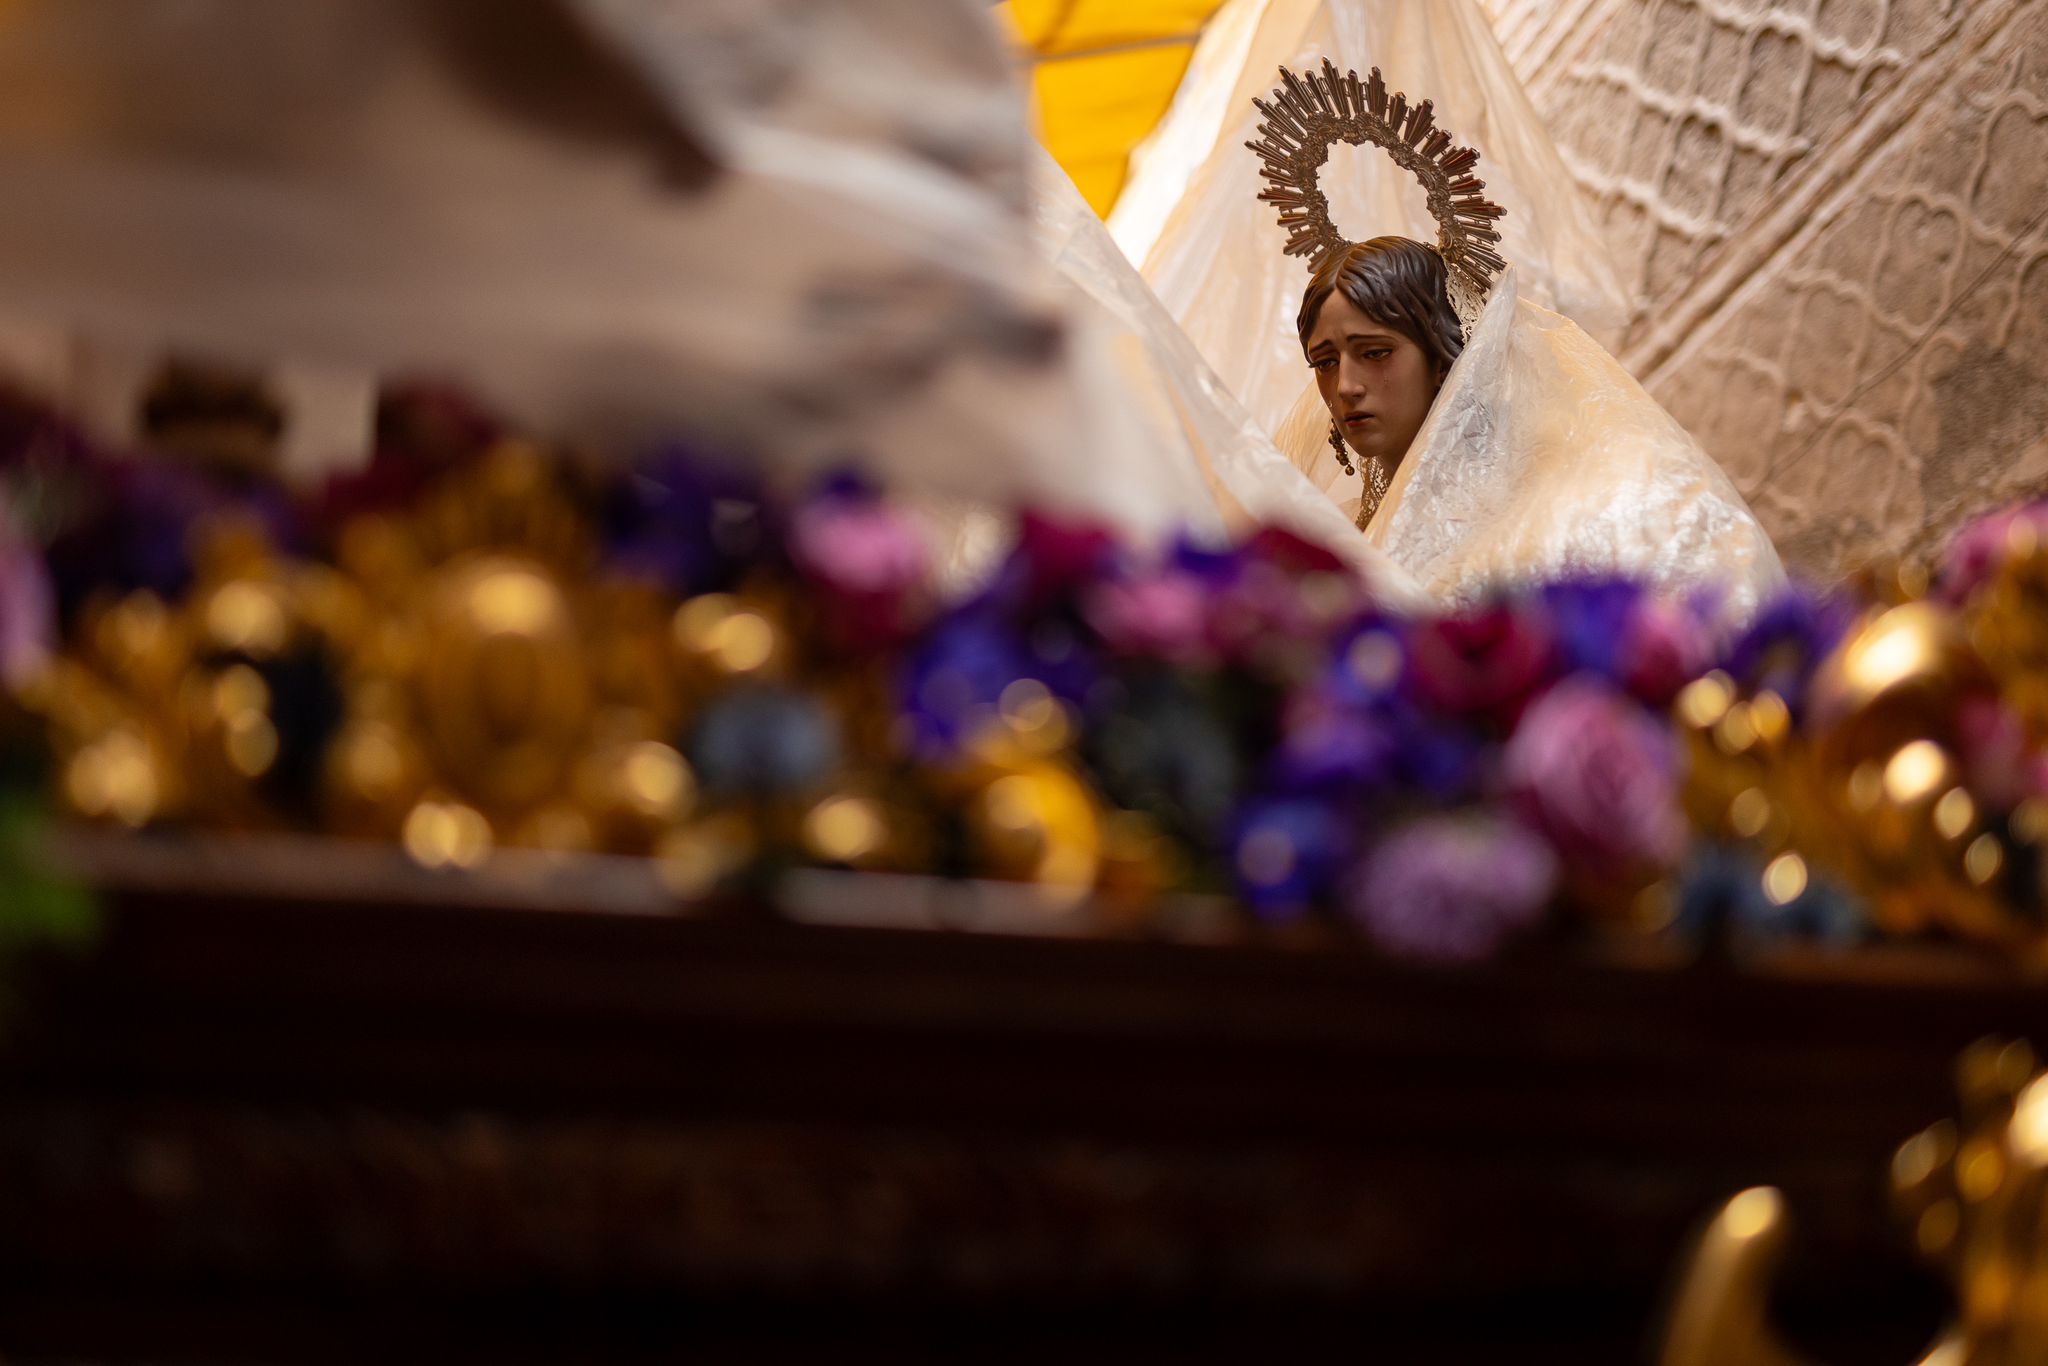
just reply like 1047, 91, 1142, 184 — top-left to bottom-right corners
1540, 578, 1643, 682
1268, 688, 1401, 798
1229, 796, 1351, 922
1672, 844, 1870, 952
686, 684, 842, 799
899, 610, 1032, 755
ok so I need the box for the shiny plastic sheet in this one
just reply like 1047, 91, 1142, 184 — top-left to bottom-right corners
1107, 0, 1630, 437
1362, 273, 1786, 616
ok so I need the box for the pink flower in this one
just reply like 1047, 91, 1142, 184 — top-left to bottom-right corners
1406, 605, 1553, 722
1240, 524, 1346, 576
789, 496, 929, 644
1939, 502, 2048, 604
1503, 678, 1686, 886
0, 505, 51, 689
1618, 597, 1709, 706
1956, 695, 2048, 810
791, 498, 926, 596
1344, 813, 1557, 962
1084, 570, 1212, 665
1209, 560, 1320, 664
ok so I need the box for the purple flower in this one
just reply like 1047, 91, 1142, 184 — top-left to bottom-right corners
1956, 695, 2048, 810
603, 443, 771, 595
1083, 569, 1213, 665
0, 497, 51, 688
978, 511, 1122, 616
307, 382, 499, 533
44, 457, 239, 613
900, 611, 1030, 755
899, 596, 1098, 756
1720, 586, 1858, 714
1503, 678, 1686, 887
1390, 705, 1491, 802
1541, 579, 1641, 680
1168, 533, 1355, 673
1542, 579, 1710, 707
1344, 814, 1557, 961
1208, 559, 1326, 668
1238, 524, 1348, 577
1323, 619, 1407, 707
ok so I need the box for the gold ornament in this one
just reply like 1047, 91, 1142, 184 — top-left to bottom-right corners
1803, 603, 2019, 942
964, 758, 1101, 908
30, 433, 718, 868
417, 553, 593, 816
574, 737, 697, 854
1660, 1038, 2048, 1366
324, 716, 430, 838
655, 811, 758, 899
800, 788, 924, 873
1675, 671, 1793, 842
671, 591, 791, 686
36, 521, 363, 833
1967, 530, 2048, 742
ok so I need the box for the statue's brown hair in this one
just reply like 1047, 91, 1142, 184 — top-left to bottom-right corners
1296, 237, 1464, 378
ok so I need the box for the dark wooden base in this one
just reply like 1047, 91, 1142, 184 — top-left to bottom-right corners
3, 841, 2035, 1361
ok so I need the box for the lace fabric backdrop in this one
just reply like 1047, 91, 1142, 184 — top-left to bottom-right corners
1480, 0, 2048, 578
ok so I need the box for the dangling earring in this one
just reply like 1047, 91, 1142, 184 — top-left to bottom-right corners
1327, 419, 1355, 476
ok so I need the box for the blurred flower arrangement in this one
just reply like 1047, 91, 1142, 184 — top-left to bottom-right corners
7, 377, 2048, 965
0, 470, 93, 1003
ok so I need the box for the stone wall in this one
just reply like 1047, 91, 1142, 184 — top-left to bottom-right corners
1483, 0, 2048, 578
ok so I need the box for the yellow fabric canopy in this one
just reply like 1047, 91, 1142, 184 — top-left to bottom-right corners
996, 0, 1227, 216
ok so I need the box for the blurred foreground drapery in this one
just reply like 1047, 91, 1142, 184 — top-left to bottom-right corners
0, 0, 1425, 594
0, 0, 1225, 546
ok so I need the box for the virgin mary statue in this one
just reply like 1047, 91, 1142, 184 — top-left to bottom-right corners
1082, 0, 1786, 616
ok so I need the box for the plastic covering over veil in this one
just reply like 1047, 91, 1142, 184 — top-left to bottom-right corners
1364, 271, 1783, 614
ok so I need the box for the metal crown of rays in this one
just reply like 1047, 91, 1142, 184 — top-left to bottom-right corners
1247, 60, 1507, 329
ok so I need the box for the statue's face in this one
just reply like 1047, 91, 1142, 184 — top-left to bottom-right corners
1305, 291, 1440, 470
